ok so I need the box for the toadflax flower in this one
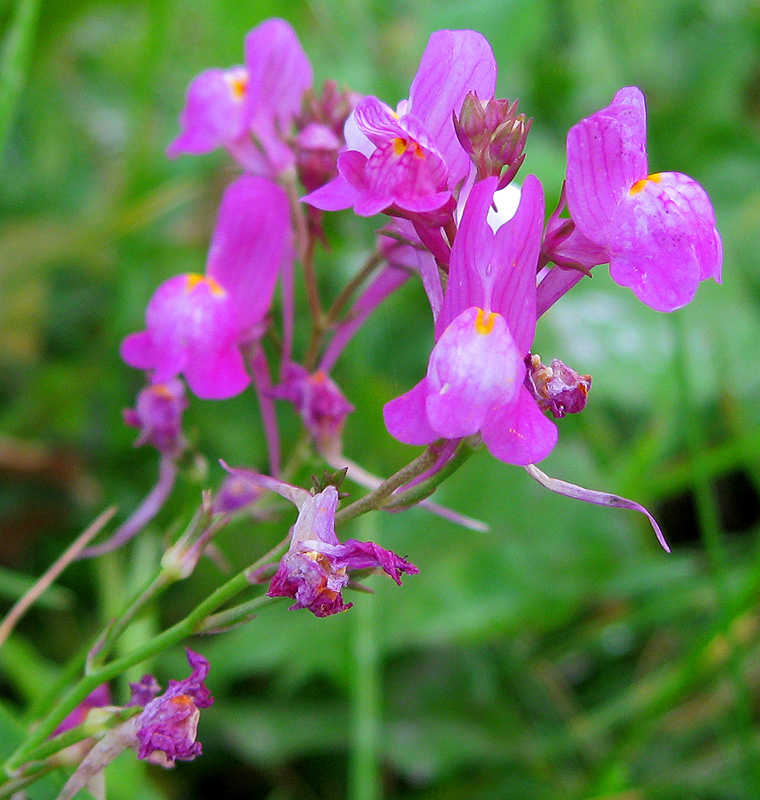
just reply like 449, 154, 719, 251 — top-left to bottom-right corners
384, 175, 557, 465
304, 29, 496, 222
167, 18, 312, 177
565, 87, 722, 312
121, 173, 291, 399
134, 649, 213, 767
223, 467, 418, 617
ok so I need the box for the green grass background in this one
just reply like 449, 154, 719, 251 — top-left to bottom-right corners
2, 0, 760, 798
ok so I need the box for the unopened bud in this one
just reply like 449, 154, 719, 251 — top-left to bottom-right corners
454, 93, 531, 186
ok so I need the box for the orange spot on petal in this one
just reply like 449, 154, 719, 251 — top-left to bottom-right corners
629, 173, 663, 196
474, 308, 496, 335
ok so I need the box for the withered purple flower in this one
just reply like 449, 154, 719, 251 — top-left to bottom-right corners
135, 649, 213, 768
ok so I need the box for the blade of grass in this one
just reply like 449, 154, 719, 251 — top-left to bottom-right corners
0, 0, 41, 163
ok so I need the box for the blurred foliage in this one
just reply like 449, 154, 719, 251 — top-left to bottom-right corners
2, 0, 760, 798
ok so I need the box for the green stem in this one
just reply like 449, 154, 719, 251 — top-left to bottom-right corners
323, 249, 385, 329
334, 444, 444, 527
20, 707, 141, 768
0, 763, 54, 799
384, 439, 479, 510
5, 566, 251, 772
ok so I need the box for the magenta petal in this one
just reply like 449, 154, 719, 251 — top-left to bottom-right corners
566, 89, 648, 244
426, 308, 523, 438
205, 174, 291, 332
524, 463, 670, 552
409, 30, 497, 187
121, 331, 157, 371
384, 378, 438, 446
480, 386, 558, 465
609, 176, 705, 311
183, 342, 250, 400
244, 18, 312, 133
339, 539, 419, 584
302, 173, 359, 211
438, 177, 496, 336
490, 174, 545, 353
353, 96, 406, 145
167, 68, 249, 158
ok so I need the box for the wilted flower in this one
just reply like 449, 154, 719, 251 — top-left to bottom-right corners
524, 354, 591, 418
270, 363, 354, 451
223, 468, 418, 617
134, 649, 213, 767
123, 379, 187, 458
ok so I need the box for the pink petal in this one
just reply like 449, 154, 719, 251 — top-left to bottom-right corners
121, 331, 157, 371
205, 174, 291, 332
608, 174, 705, 311
183, 341, 249, 400
302, 173, 360, 211
480, 386, 558, 465
566, 88, 648, 244
244, 18, 312, 134
490, 174, 544, 353
167, 68, 249, 158
438, 176, 496, 336
426, 307, 523, 438
524, 463, 670, 552
409, 30, 497, 188
383, 378, 439, 446
353, 96, 407, 145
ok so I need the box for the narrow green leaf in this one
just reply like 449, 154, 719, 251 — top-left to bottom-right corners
0, 0, 41, 162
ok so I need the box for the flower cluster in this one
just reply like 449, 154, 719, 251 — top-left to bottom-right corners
21, 16, 724, 797
117, 18, 722, 594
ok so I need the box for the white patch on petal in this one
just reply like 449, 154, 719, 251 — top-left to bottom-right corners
487, 183, 521, 232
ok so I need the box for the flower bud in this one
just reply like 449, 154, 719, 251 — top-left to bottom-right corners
294, 81, 359, 192
454, 92, 531, 186
524, 354, 591, 418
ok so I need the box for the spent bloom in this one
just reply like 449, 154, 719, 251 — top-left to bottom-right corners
168, 18, 312, 176
134, 649, 213, 767
304, 29, 497, 221
565, 87, 722, 311
384, 175, 558, 465
224, 468, 418, 617
123, 378, 187, 458
121, 174, 291, 399
270, 363, 354, 452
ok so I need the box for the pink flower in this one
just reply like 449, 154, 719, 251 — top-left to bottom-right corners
121, 174, 291, 399
384, 175, 558, 465
565, 87, 722, 311
168, 18, 312, 176
304, 29, 496, 221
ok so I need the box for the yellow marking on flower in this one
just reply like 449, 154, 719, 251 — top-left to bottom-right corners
184, 274, 226, 297
392, 138, 407, 156
474, 308, 496, 335
629, 173, 663, 196
311, 371, 327, 384
225, 69, 248, 102
169, 694, 193, 707
150, 383, 175, 400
